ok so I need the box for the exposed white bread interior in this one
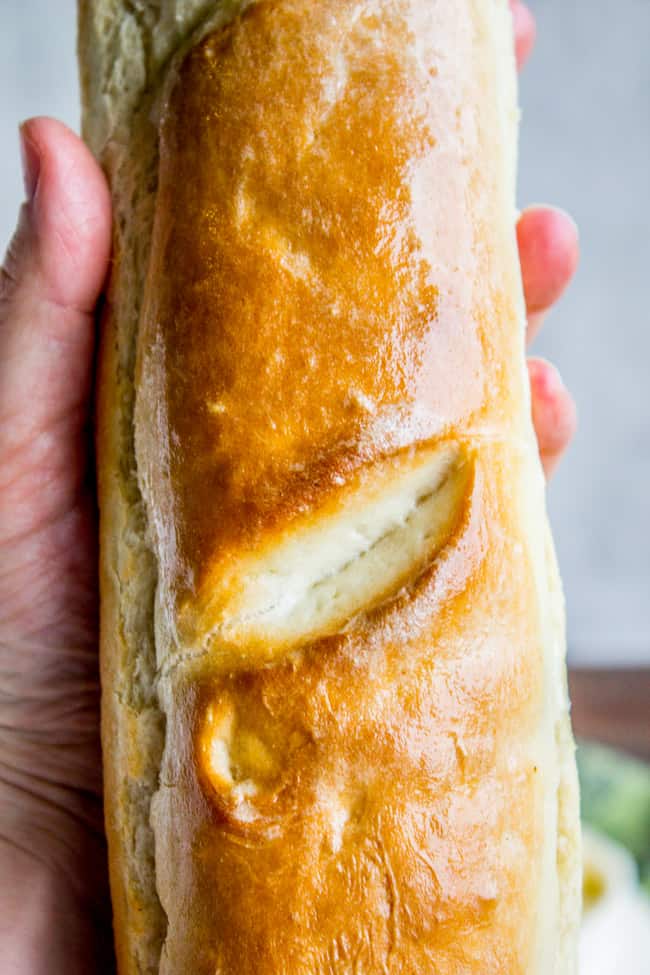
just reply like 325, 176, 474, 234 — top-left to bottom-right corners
197, 444, 470, 658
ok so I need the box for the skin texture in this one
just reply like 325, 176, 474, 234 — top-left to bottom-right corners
0, 118, 113, 975
0, 4, 578, 971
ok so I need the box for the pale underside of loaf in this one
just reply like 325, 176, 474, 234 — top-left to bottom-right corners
80, 4, 239, 972
80, 2, 581, 973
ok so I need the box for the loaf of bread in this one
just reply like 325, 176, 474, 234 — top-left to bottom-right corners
80, 1, 581, 972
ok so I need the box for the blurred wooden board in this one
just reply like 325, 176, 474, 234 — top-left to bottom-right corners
569, 669, 650, 763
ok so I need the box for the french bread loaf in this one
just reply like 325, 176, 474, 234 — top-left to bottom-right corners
80, 1, 581, 972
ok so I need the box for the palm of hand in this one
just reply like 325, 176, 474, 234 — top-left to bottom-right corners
0, 431, 109, 921
0, 380, 101, 821
0, 132, 113, 971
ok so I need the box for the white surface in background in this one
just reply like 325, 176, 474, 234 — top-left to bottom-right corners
580, 827, 650, 975
1, 0, 648, 664
581, 891, 650, 975
579, 825, 650, 975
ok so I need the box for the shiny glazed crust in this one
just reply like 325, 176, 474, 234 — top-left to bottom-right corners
79, 1, 581, 972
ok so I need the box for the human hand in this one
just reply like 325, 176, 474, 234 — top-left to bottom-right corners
512, 0, 579, 478
0, 118, 112, 973
0, 6, 577, 972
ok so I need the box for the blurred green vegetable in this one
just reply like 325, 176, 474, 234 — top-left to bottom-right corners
641, 864, 650, 898
578, 741, 650, 892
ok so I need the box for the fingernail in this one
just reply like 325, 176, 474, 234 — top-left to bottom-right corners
19, 124, 41, 202
548, 206, 580, 243
529, 358, 566, 400
520, 204, 580, 241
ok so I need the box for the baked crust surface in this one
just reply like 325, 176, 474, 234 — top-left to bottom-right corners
81, 1, 581, 972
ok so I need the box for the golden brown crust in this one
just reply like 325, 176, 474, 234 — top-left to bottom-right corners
137, 0, 525, 608
134, 2, 579, 972
84, 0, 581, 971
154, 450, 550, 973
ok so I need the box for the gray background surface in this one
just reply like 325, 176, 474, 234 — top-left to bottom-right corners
1, 0, 648, 665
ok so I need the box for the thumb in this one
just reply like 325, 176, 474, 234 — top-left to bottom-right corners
0, 118, 111, 543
